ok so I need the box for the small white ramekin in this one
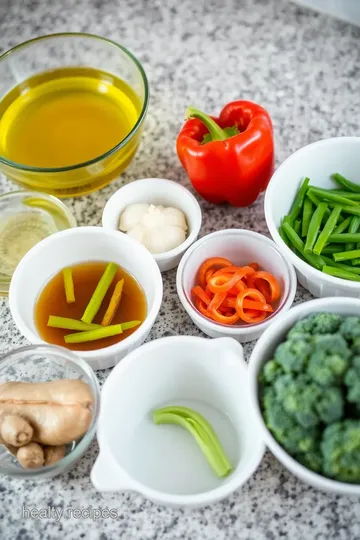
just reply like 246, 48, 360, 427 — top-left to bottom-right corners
265, 136, 360, 297
248, 297, 360, 495
9, 226, 163, 370
176, 229, 297, 343
102, 178, 202, 272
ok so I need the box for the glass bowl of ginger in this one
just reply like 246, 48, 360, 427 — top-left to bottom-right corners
0, 33, 149, 197
0, 344, 100, 479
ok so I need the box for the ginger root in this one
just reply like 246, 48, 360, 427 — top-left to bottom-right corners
0, 415, 33, 447
17, 442, 44, 469
43, 444, 65, 466
0, 379, 93, 446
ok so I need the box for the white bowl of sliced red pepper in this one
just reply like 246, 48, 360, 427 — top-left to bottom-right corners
265, 137, 360, 298
176, 229, 297, 343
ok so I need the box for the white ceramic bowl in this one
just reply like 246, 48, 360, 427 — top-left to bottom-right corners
265, 136, 360, 297
9, 226, 163, 370
176, 229, 297, 342
91, 336, 264, 507
248, 296, 360, 495
102, 178, 202, 272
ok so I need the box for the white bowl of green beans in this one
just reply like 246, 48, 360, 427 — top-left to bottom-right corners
265, 137, 360, 297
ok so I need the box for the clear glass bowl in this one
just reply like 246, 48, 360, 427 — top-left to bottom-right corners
0, 344, 100, 479
0, 190, 77, 295
0, 33, 149, 197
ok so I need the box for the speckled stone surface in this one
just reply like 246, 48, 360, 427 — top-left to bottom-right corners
0, 0, 360, 538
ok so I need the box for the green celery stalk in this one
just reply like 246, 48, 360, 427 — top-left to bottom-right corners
64, 324, 123, 343
82, 262, 118, 324
153, 406, 232, 478
48, 316, 101, 331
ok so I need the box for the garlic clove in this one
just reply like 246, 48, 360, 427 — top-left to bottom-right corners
119, 204, 150, 232
145, 226, 186, 254
126, 223, 147, 244
141, 205, 166, 229
162, 207, 188, 231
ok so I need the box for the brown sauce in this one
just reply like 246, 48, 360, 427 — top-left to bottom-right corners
35, 261, 147, 351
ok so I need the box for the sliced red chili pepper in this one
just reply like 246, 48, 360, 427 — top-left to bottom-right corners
195, 297, 210, 317
235, 289, 267, 323
207, 307, 240, 325
247, 271, 280, 302
208, 292, 227, 311
198, 257, 232, 288
192, 286, 211, 306
207, 271, 243, 294
204, 268, 215, 284
212, 265, 255, 279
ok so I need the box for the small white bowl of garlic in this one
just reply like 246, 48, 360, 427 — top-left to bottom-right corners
102, 178, 202, 272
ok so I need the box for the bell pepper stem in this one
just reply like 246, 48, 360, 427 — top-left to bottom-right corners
186, 107, 229, 141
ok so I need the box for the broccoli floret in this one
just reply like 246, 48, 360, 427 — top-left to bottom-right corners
274, 374, 321, 428
307, 334, 350, 386
351, 337, 360, 355
261, 360, 283, 384
345, 356, 360, 413
263, 387, 319, 455
296, 450, 323, 473
274, 339, 312, 373
316, 387, 344, 424
288, 313, 341, 339
321, 420, 360, 483
339, 316, 360, 343
274, 373, 344, 427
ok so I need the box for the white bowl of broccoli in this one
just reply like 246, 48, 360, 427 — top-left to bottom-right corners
248, 296, 360, 495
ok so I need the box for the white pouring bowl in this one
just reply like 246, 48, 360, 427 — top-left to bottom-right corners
9, 226, 163, 370
265, 136, 360, 297
176, 229, 297, 342
248, 297, 360, 495
91, 336, 265, 507
102, 178, 202, 272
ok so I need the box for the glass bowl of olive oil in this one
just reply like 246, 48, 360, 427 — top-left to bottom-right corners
0, 33, 149, 197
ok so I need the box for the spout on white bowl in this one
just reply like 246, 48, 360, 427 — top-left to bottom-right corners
214, 338, 244, 362
91, 450, 136, 493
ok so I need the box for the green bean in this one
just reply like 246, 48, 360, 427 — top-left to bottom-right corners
322, 256, 360, 274
306, 189, 321, 206
323, 265, 360, 282
305, 202, 328, 253
346, 216, 360, 251
329, 233, 360, 243
321, 244, 345, 255
301, 197, 313, 237
333, 216, 352, 234
288, 177, 310, 223
294, 219, 301, 236
336, 205, 360, 217
282, 222, 325, 270
330, 190, 360, 201
332, 173, 360, 194
308, 187, 358, 207
313, 206, 342, 255
333, 249, 360, 262
351, 259, 360, 266
279, 222, 290, 246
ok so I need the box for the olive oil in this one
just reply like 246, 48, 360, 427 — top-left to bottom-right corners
0, 67, 142, 168
35, 261, 147, 351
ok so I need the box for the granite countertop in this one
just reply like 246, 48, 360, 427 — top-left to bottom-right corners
0, 0, 360, 538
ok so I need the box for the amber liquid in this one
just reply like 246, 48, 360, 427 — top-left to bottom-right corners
35, 262, 147, 351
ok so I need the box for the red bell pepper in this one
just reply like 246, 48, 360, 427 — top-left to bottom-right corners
176, 101, 275, 207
